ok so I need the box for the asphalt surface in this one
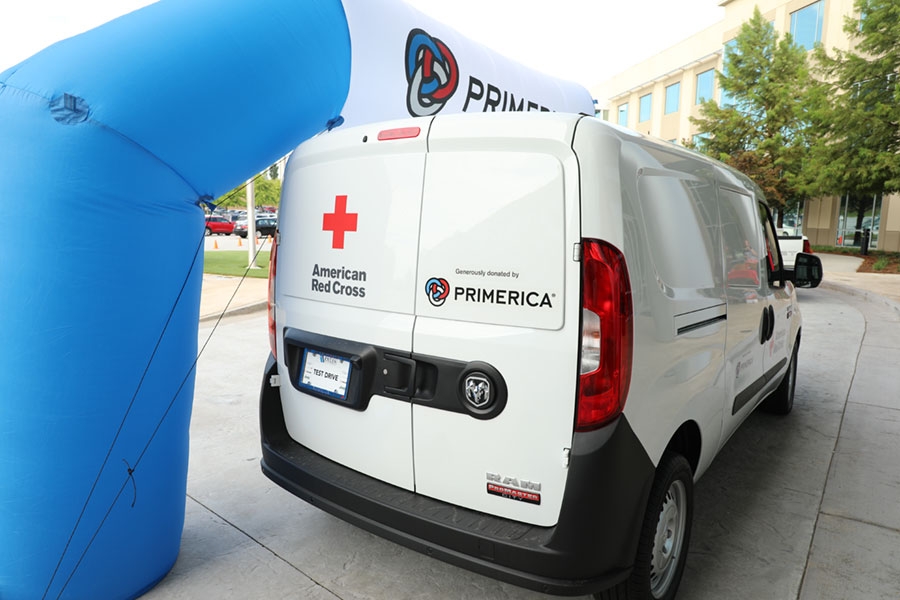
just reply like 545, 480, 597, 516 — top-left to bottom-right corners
139, 252, 900, 600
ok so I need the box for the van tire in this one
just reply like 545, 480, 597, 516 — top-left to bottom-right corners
762, 342, 798, 415
595, 452, 693, 600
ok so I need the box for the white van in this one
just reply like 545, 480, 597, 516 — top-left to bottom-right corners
259, 113, 822, 599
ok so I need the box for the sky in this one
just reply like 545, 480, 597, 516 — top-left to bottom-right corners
0, 0, 724, 90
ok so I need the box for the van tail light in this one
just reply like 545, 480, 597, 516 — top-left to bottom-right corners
803, 238, 812, 253
576, 239, 633, 431
268, 233, 278, 359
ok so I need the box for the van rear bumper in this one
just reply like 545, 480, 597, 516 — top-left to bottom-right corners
259, 354, 655, 597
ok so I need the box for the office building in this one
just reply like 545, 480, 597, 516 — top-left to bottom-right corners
593, 0, 898, 251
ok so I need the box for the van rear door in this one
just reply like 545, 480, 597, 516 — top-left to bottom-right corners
411, 115, 584, 527
275, 120, 431, 491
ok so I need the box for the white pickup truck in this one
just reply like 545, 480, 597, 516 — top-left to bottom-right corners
777, 227, 812, 276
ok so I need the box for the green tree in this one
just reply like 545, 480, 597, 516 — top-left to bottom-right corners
689, 7, 823, 223
215, 182, 248, 209
214, 172, 282, 209
807, 0, 900, 199
254, 176, 282, 208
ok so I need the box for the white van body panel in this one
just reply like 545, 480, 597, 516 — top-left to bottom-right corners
276, 298, 417, 490
276, 111, 800, 503
412, 115, 582, 524
574, 121, 731, 476
411, 320, 577, 525
274, 119, 432, 491
278, 119, 429, 313
571, 120, 625, 252
415, 150, 566, 330
263, 112, 806, 594
276, 114, 587, 525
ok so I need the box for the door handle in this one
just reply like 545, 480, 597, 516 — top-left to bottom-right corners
759, 306, 775, 344
383, 354, 416, 397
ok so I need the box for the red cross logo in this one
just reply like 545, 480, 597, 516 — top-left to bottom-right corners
322, 194, 358, 249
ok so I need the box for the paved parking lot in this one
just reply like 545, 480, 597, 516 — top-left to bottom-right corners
140, 281, 900, 599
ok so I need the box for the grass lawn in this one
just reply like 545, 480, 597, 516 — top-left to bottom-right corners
861, 252, 900, 273
204, 251, 270, 278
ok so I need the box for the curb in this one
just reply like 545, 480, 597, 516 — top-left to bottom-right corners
819, 280, 900, 317
199, 300, 268, 323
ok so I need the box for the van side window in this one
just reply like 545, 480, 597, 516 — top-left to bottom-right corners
637, 174, 720, 292
758, 202, 783, 287
719, 189, 763, 289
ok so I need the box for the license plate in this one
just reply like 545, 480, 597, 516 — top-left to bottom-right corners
299, 349, 351, 401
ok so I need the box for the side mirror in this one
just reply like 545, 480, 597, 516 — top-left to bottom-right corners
793, 253, 823, 288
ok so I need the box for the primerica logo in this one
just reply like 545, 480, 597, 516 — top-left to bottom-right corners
424, 276, 554, 309
425, 277, 450, 307
405, 28, 459, 117
404, 28, 557, 118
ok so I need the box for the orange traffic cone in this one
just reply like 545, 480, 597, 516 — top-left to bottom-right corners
213, 239, 219, 250
237, 237, 242, 247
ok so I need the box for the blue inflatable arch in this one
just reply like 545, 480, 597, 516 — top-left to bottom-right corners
0, 1, 591, 598
0, 1, 349, 598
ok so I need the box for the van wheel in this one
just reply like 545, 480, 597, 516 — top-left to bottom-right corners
595, 452, 693, 600
762, 342, 798, 415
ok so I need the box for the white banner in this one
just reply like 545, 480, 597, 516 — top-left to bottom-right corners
339, 0, 594, 128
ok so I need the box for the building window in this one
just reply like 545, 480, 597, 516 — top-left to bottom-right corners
837, 193, 882, 248
639, 93, 652, 122
618, 103, 628, 126
665, 83, 680, 114
696, 69, 715, 104
790, 1, 825, 51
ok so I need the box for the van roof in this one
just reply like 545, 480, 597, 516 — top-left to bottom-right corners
296, 112, 768, 208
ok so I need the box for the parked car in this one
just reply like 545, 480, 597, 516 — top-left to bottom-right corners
234, 216, 277, 238
259, 113, 823, 599
204, 215, 234, 236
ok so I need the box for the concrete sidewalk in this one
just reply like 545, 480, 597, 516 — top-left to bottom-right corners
157, 251, 900, 600
199, 233, 271, 322
817, 253, 900, 309
199, 274, 268, 322
795, 285, 900, 598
